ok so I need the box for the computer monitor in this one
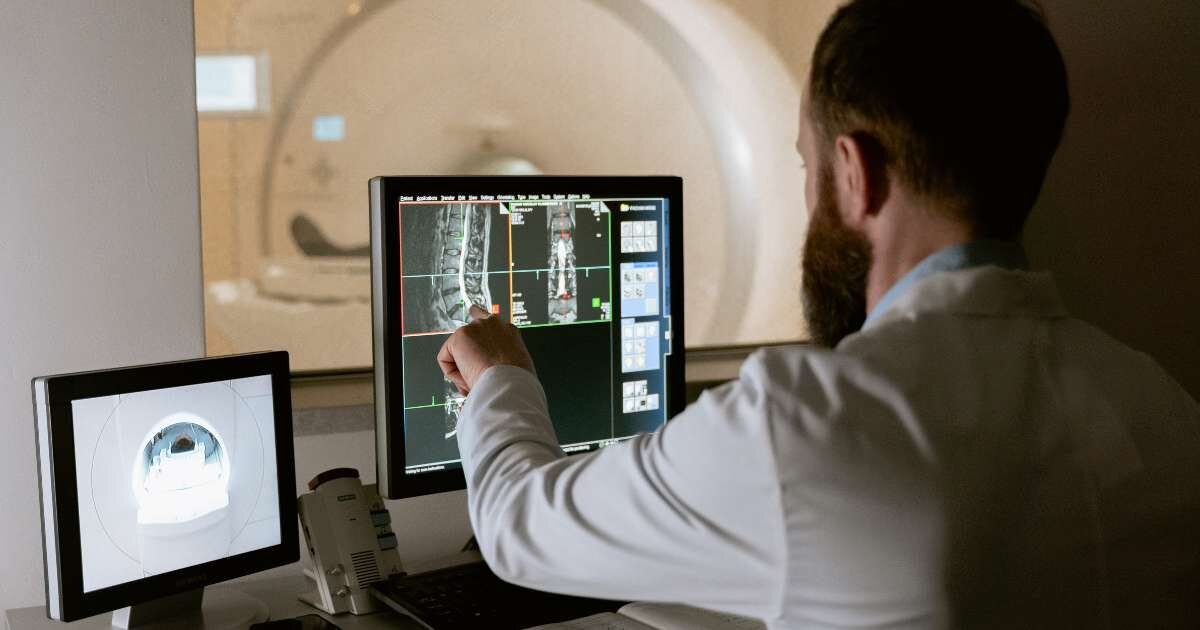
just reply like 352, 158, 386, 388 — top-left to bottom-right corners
32, 351, 297, 625
370, 176, 684, 500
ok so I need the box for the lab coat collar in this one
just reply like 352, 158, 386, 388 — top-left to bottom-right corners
865, 240, 1030, 326
862, 265, 1070, 329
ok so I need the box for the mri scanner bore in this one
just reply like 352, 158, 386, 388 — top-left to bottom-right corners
134, 420, 229, 526
71, 377, 281, 593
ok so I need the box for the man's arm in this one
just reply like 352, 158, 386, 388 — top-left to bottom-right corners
456, 361, 786, 619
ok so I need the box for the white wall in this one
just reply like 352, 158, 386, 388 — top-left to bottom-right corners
0, 0, 204, 614
1027, 0, 1200, 399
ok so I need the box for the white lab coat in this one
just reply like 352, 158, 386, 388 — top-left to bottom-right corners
456, 266, 1200, 629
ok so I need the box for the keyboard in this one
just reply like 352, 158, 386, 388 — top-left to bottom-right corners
370, 561, 623, 629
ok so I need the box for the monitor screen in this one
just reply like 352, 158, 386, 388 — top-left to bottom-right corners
34, 352, 296, 622
371, 177, 684, 498
70, 376, 282, 592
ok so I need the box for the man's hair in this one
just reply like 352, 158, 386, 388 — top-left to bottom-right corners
809, 0, 1070, 239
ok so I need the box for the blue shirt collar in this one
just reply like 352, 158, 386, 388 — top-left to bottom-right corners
863, 239, 1029, 327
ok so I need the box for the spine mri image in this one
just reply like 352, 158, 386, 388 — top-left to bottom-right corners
400, 203, 510, 334
547, 204, 578, 323
433, 203, 495, 328
400, 203, 509, 441
398, 200, 612, 455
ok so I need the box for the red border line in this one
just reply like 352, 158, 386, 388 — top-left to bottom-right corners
398, 202, 406, 335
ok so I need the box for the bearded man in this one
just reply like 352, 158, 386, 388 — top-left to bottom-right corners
437, 1, 1200, 627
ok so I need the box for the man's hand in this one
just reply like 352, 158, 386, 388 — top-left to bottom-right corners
438, 305, 535, 395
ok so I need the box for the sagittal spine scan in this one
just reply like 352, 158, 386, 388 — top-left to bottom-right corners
433, 203, 494, 329
547, 203, 578, 323
443, 379, 466, 439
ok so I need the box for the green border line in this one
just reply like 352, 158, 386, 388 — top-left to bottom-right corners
403, 402, 446, 411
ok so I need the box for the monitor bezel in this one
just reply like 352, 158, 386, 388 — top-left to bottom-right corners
371, 176, 686, 500
33, 351, 297, 622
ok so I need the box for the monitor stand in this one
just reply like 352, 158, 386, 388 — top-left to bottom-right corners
111, 587, 269, 629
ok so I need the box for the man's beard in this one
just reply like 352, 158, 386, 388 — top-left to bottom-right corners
801, 165, 872, 348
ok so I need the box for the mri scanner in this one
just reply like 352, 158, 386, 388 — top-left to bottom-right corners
205, 0, 805, 371
134, 417, 233, 575
74, 379, 280, 591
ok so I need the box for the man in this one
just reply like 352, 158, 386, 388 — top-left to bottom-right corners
438, 1, 1200, 627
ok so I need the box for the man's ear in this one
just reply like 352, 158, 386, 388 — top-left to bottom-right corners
833, 132, 889, 227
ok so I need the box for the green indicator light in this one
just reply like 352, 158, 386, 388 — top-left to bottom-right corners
592, 297, 601, 308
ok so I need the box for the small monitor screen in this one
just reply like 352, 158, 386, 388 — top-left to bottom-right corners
70, 376, 281, 593
395, 194, 674, 475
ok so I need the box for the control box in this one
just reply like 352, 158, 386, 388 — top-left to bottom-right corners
297, 468, 404, 615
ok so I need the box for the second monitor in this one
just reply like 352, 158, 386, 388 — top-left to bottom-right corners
370, 176, 684, 499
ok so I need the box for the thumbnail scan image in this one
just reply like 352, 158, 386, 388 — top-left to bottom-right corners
71, 377, 281, 593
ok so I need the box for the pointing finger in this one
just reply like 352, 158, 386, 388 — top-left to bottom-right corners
468, 304, 491, 321
437, 334, 469, 394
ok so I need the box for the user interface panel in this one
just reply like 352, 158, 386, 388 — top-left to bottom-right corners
395, 192, 675, 475
70, 376, 282, 592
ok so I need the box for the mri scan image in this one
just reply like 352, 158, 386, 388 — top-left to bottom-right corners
547, 203, 578, 323
400, 203, 509, 334
443, 380, 467, 439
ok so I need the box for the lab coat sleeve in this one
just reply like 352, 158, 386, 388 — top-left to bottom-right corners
456, 363, 786, 619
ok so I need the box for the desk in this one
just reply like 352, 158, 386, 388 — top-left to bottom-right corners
5, 571, 424, 630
